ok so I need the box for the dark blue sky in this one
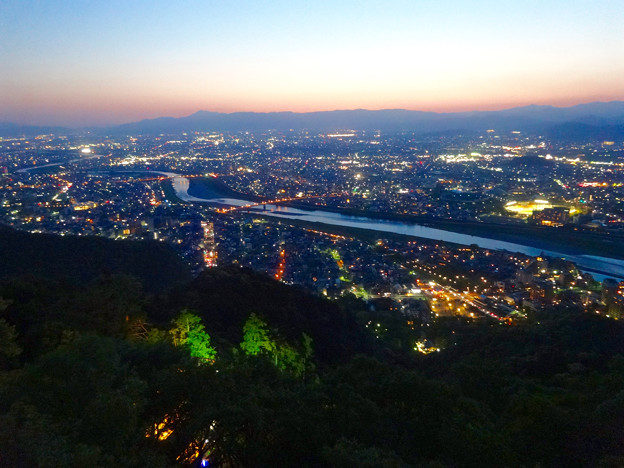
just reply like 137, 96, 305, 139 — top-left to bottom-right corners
1, 0, 623, 126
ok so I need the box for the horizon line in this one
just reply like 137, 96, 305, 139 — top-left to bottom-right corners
3, 99, 624, 129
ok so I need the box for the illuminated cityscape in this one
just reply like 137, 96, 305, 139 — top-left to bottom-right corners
2, 0, 624, 465
201, 221, 217, 268
1, 126, 623, 321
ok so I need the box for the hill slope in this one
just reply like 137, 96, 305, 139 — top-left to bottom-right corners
151, 265, 372, 364
105, 101, 624, 138
0, 225, 191, 291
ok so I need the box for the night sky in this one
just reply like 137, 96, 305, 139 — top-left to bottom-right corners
1, 0, 623, 126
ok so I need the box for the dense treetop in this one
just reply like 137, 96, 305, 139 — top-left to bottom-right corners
1, 233, 624, 466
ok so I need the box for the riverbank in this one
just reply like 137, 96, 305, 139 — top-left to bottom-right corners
160, 179, 183, 203
161, 173, 624, 277
278, 202, 624, 260
187, 177, 263, 202
236, 212, 624, 280
188, 180, 624, 260
247, 213, 466, 245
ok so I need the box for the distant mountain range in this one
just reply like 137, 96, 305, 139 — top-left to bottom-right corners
3, 101, 624, 141
0, 122, 70, 137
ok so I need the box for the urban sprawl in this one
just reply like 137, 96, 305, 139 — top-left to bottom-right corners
1, 129, 623, 351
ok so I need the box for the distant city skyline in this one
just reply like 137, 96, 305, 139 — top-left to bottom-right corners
1, 0, 623, 126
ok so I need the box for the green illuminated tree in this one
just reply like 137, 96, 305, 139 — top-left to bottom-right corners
240, 314, 315, 378
170, 310, 216, 363
274, 343, 304, 375
240, 313, 275, 356
273, 334, 316, 378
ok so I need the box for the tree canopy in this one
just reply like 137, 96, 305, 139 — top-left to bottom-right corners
170, 310, 216, 363
1, 265, 624, 466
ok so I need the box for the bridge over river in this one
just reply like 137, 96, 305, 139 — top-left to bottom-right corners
162, 172, 624, 281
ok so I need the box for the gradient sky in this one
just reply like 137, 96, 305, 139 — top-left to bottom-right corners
1, 0, 623, 126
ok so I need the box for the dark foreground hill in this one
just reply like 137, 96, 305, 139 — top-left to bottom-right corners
1, 236, 624, 466
150, 266, 372, 364
0, 224, 191, 292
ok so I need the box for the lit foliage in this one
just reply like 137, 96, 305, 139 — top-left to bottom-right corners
240, 313, 275, 356
274, 343, 303, 374
170, 310, 216, 363
240, 314, 314, 377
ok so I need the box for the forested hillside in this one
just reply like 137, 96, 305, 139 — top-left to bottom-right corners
0, 225, 191, 291
1, 236, 623, 467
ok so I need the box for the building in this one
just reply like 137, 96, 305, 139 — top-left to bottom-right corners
531, 207, 569, 226
602, 278, 619, 304
201, 221, 217, 268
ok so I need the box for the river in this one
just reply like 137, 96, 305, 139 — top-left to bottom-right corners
19, 162, 621, 279
16, 153, 105, 173
165, 173, 624, 281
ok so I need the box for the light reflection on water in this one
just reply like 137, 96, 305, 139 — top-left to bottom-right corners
173, 174, 624, 281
